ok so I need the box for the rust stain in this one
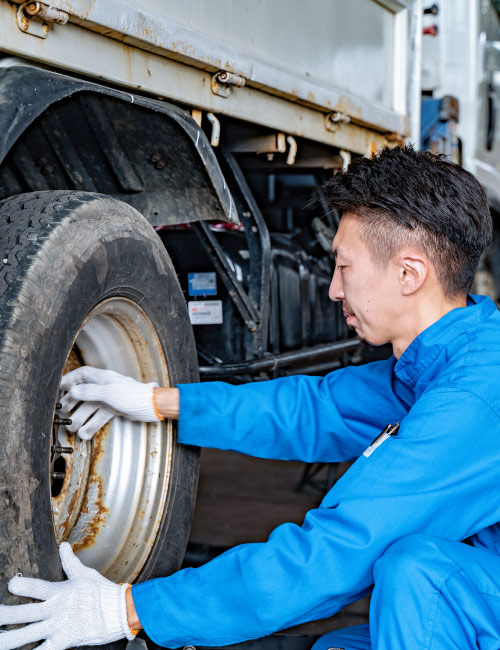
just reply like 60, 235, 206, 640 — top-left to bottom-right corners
57, 484, 80, 539
63, 480, 78, 526
67, 484, 79, 516
52, 348, 83, 538
70, 477, 108, 553
124, 46, 133, 82
71, 425, 109, 554
63, 347, 81, 375
68, 0, 97, 22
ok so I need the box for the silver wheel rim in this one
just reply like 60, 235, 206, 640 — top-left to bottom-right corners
51, 297, 172, 583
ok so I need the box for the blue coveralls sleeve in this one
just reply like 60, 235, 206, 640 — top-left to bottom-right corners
175, 357, 412, 462
132, 388, 500, 647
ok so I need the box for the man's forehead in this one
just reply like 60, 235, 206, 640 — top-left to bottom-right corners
332, 240, 349, 259
332, 214, 363, 257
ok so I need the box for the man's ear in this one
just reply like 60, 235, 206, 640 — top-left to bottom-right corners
396, 251, 429, 296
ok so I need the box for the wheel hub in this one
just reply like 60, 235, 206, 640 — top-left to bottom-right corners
50, 298, 173, 583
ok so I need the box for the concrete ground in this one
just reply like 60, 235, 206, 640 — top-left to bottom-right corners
186, 448, 370, 636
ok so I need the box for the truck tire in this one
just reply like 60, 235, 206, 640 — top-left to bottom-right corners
0, 191, 199, 600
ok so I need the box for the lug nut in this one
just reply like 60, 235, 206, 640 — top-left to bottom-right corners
56, 403, 62, 410
54, 417, 72, 426
51, 472, 65, 480
55, 446, 73, 454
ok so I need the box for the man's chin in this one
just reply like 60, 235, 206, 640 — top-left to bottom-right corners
347, 325, 387, 348
356, 335, 389, 348
347, 325, 369, 348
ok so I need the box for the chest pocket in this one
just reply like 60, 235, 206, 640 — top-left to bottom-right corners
319, 422, 401, 509
362, 422, 400, 458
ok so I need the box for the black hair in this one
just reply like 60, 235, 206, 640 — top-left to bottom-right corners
324, 145, 492, 297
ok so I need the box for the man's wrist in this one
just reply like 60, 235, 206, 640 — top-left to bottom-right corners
126, 584, 142, 633
154, 387, 180, 420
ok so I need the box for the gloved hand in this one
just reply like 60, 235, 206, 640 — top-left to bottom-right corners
0, 542, 135, 650
59, 366, 162, 440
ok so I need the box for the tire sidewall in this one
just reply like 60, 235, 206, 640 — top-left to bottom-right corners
0, 193, 199, 596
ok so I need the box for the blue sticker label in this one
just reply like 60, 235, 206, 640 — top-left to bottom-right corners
188, 272, 217, 296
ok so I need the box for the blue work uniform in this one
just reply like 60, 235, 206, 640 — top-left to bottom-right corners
132, 295, 500, 649
313, 533, 500, 650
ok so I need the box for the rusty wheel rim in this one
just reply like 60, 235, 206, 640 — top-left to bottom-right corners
51, 297, 173, 583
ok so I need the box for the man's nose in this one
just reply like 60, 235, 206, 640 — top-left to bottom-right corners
329, 266, 344, 302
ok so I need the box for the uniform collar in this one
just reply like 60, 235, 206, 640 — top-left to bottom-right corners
394, 294, 496, 389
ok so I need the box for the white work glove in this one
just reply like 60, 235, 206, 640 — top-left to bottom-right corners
0, 542, 135, 650
59, 366, 162, 441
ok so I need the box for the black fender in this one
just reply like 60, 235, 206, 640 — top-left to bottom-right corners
0, 62, 238, 226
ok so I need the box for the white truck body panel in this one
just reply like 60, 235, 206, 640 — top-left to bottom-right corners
114, 0, 402, 115
0, 0, 419, 155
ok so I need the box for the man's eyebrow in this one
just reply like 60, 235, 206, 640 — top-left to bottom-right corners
333, 246, 351, 263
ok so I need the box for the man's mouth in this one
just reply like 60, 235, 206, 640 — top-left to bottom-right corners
343, 308, 355, 327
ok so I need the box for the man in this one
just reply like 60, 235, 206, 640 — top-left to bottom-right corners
1, 145, 500, 650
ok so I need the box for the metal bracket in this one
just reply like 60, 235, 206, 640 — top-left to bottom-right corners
324, 111, 351, 133
286, 135, 297, 165
206, 112, 220, 147
339, 149, 351, 171
265, 133, 286, 161
385, 132, 405, 147
191, 109, 203, 128
220, 149, 272, 355
192, 221, 260, 333
16, 1, 68, 38
211, 70, 246, 98
226, 132, 287, 155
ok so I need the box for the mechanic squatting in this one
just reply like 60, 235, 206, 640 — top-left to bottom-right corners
1, 146, 499, 650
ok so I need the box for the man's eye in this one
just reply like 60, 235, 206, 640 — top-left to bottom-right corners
336, 265, 346, 271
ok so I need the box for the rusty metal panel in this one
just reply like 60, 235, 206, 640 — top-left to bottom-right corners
126, 0, 401, 112
0, 18, 397, 156
1, 0, 415, 136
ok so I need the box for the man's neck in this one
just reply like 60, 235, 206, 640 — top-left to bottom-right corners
391, 294, 467, 359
